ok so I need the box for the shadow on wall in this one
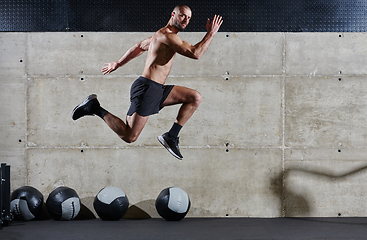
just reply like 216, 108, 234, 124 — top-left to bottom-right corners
270, 173, 310, 217
270, 164, 367, 217
75, 202, 96, 220
123, 199, 156, 219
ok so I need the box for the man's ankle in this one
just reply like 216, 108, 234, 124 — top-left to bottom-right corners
168, 122, 182, 138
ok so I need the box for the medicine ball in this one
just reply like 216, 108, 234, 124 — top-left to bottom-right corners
10, 186, 44, 221
46, 186, 81, 221
155, 187, 190, 221
93, 186, 129, 220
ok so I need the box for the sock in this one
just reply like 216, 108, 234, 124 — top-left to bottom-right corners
168, 122, 182, 138
94, 106, 107, 119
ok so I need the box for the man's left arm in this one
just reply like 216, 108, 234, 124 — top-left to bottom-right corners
166, 15, 223, 60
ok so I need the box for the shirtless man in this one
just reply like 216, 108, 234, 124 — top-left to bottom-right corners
72, 5, 223, 160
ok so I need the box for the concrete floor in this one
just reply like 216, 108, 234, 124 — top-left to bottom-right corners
1, 217, 367, 239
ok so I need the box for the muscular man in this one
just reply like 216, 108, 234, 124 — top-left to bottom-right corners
72, 5, 223, 160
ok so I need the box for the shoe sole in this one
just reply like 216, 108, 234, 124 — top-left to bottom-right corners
72, 94, 97, 120
158, 135, 183, 160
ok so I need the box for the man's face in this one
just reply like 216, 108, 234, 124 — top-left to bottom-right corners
172, 7, 191, 30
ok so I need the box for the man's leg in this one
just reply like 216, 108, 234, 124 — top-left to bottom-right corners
161, 86, 202, 126
72, 94, 148, 143
103, 112, 149, 143
158, 86, 202, 159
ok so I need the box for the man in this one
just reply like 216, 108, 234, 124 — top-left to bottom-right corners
72, 5, 223, 160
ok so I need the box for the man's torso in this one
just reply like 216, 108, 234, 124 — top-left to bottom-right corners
142, 27, 177, 85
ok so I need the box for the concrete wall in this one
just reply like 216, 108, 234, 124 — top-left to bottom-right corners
1, 32, 367, 218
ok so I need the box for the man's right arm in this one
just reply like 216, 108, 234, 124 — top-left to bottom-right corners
101, 37, 151, 75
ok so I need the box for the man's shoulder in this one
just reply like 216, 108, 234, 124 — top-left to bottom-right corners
163, 32, 181, 44
153, 29, 180, 46
156, 27, 178, 38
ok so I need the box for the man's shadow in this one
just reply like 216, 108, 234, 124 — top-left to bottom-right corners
270, 163, 367, 217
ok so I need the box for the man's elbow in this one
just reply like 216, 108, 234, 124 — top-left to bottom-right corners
193, 49, 206, 60
182, 49, 201, 60
191, 52, 201, 60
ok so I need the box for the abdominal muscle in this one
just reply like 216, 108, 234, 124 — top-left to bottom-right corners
142, 61, 173, 85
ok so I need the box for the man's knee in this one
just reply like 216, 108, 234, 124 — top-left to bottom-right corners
193, 91, 202, 106
122, 134, 139, 143
122, 113, 148, 143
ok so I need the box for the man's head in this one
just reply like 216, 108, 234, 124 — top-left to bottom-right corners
171, 5, 191, 31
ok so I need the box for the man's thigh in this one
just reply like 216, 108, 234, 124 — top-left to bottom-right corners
126, 113, 149, 138
161, 86, 199, 107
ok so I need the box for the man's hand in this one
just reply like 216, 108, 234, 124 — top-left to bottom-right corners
206, 15, 223, 35
101, 61, 120, 75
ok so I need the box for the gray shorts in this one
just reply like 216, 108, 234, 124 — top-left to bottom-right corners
127, 76, 174, 116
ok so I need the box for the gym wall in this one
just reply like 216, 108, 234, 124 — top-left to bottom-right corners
1, 0, 367, 218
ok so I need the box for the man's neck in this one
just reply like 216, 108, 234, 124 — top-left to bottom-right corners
166, 21, 180, 34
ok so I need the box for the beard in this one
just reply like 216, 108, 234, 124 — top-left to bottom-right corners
173, 19, 186, 31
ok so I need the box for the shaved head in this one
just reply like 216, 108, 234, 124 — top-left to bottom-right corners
173, 4, 191, 13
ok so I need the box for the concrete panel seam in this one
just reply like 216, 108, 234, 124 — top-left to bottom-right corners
25, 74, 367, 80
26, 73, 367, 78
27, 74, 288, 78
285, 146, 367, 150
25, 146, 287, 150
281, 32, 286, 217
25, 33, 30, 186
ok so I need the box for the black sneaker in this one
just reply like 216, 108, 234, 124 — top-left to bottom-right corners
72, 94, 100, 120
158, 132, 183, 160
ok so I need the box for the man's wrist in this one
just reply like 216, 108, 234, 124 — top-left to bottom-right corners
206, 31, 215, 38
